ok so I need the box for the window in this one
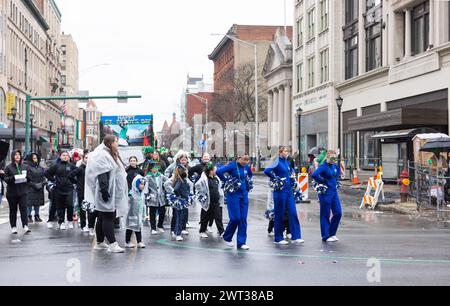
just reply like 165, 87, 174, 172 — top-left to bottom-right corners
412, 1, 430, 55
308, 8, 315, 39
319, 0, 328, 31
296, 63, 303, 93
297, 18, 303, 47
61, 75, 66, 85
345, 35, 358, 79
365, 2, 382, 71
308, 57, 315, 88
61, 45, 66, 55
345, 0, 359, 24
320, 49, 329, 83
360, 131, 380, 169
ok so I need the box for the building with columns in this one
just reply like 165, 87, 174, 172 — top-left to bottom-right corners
263, 26, 293, 148
292, 0, 336, 162
333, 0, 450, 178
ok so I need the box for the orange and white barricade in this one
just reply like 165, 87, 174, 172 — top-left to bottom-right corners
340, 161, 346, 180
298, 173, 309, 201
359, 177, 385, 210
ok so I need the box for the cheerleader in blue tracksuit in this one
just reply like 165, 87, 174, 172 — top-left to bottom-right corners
312, 150, 342, 242
216, 155, 252, 250
264, 146, 304, 245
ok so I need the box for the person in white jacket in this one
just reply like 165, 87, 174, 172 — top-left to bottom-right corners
195, 162, 225, 239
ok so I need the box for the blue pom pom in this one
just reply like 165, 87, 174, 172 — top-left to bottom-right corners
246, 175, 254, 192
293, 190, 303, 203
313, 181, 328, 195
264, 209, 275, 220
81, 200, 95, 213
223, 176, 242, 194
269, 176, 286, 191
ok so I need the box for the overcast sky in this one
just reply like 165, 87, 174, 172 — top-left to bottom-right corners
56, 0, 294, 130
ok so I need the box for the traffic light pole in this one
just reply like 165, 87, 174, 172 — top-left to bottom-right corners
25, 94, 142, 154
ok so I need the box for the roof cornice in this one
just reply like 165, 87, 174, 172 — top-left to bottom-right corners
22, 0, 49, 31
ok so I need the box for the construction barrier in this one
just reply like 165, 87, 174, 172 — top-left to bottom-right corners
359, 177, 385, 210
352, 170, 359, 185
298, 173, 309, 202
340, 160, 346, 180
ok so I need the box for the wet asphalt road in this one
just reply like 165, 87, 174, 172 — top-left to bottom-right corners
0, 176, 450, 286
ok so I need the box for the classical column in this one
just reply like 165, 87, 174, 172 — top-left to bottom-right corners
268, 91, 273, 145
272, 90, 279, 146
283, 84, 292, 146
405, 9, 412, 58
278, 86, 285, 146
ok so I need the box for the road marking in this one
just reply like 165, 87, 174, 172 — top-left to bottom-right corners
156, 239, 450, 266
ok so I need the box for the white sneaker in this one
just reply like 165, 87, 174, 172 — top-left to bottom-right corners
287, 234, 292, 239
24, 226, 31, 234
224, 240, 234, 248
181, 230, 189, 235
125, 242, 136, 248
239, 244, 250, 251
200, 232, 208, 239
176, 236, 183, 241
89, 228, 96, 236
60, 223, 66, 230
151, 230, 158, 235
171, 232, 176, 239
94, 242, 109, 250
268, 232, 274, 237
47, 222, 54, 229
326, 237, 337, 242
107, 242, 125, 253
11, 227, 18, 234
207, 226, 213, 233
82, 227, 90, 233
157, 228, 165, 233
292, 239, 305, 244
137, 242, 146, 248
331, 236, 339, 241
68, 222, 74, 229
274, 240, 289, 245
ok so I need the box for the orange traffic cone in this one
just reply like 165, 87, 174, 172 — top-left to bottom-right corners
352, 170, 359, 185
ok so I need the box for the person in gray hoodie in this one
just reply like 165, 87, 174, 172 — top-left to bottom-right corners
195, 162, 225, 239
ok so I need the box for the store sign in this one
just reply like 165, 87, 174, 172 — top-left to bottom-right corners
6, 92, 15, 115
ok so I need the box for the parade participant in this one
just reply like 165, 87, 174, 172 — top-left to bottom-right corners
264, 147, 303, 245
312, 150, 342, 243
26, 153, 45, 223
159, 147, 170, 169
44, 151, 77, 230
164, 164, 193, 241
72, 151, 81, 165
265, 190, 291, 238
70, 153, 95, 233
85, 135, 128, 253
146, 161, 169, 235
126, 156, 145, 192
195, 162, 225, 238
3, 150, 30, 234
125, 175, 147, 248
164, 150, 189, 178
216, 154, 253, 250
189, 152, 215, 232
141, 146, 155, 173
149, 149, 167, 174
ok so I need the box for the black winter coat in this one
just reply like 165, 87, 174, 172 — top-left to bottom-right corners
4, 162, 29, 197
26, 162, 45, 207
44, 161, 76, 195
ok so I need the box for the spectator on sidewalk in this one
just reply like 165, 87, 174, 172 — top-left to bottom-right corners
26, 153, 45, 224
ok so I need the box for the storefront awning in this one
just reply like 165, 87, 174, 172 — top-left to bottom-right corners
0, 128, 40, 141
39, 136, 50, 143
372, 128, 438, 140
348, 108, 447, 132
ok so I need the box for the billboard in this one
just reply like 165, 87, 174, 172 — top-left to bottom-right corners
101, 115, 154, 147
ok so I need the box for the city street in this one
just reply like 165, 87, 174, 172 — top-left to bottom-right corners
0, 176, 449, 286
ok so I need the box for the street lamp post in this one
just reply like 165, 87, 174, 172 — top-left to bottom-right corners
49, 120, 53, 151
336, 96, 343, 158
57, 128, 61, 150
296, 107, 303, 167
11, 107, 17, 150
211, 33, 259, 170
30, 113, 35, 152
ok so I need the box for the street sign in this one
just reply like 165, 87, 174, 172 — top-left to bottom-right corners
6, 92, 15, 115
